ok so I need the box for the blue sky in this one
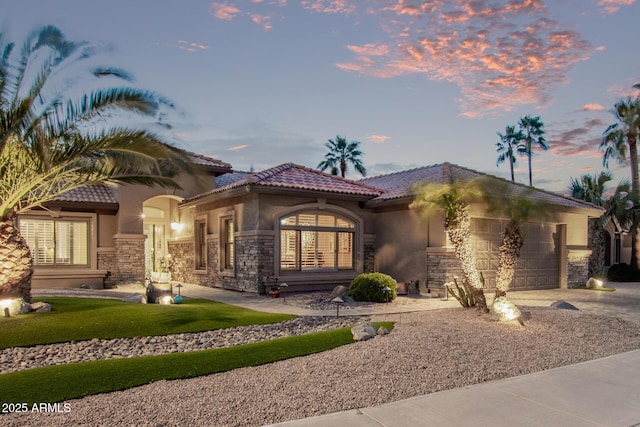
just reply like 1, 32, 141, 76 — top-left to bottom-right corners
4, 0, 640, 192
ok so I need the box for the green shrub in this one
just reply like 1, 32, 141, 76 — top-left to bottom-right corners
607, 263, 640, 282
349, 273, 397, 303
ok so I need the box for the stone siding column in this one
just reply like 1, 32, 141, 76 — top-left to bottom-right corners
567, 249, 591, 289
97, 247, 117, 288
113, 234, 146, 284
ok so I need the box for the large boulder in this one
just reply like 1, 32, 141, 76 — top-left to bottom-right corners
30, 301, 51, 313
491, 296, 522, 322
122, 294, 147, 304
550, 300, 579, 310
330, 285, 349, 299
351, 322, 378, 341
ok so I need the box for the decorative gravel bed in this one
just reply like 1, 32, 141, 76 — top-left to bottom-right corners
0, 316, 366, 374
3, 306, 640, 426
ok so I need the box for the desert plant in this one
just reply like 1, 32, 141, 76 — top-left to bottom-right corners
349, 273, 397, 303
445, 277, 481, 308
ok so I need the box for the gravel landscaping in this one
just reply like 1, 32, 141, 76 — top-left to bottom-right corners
3, 305, 640, 426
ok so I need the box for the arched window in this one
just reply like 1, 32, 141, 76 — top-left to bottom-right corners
280, 212, 355, 271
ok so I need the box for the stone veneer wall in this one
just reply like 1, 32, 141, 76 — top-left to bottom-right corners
567, 249, 591, 289
364, 235, 375, 273
97, 248, 117, 288
168, 238, 219, 287
113, 234, 146, 284
223, 234, 274, 293
426, 249, 464, 291
169, 234, 274, 293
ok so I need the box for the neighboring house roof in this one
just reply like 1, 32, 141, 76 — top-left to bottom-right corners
186, 163, 383, 202
185, 152, 232, 174
53, 184, 118, 204
215, 171, 251, 188
360, 162, 604, 212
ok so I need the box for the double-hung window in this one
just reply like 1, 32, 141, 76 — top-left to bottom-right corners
19, 218, 89, 266
280, 212, 354, 271
221, 216, 234, 271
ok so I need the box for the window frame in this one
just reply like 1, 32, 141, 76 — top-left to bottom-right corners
219, 212, 235, 276
279, 211, 356, 273
194, 217, 208, 271
18, 213, 94, 269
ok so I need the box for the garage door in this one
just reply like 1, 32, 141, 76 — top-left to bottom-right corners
471, 218, 559, 290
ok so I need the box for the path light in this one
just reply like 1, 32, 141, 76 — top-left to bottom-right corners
159, 295, 174, 305
383, 286, 391, 303
280, 283, 288, 302
174, 284, 184, 304
332, 297, 344, 318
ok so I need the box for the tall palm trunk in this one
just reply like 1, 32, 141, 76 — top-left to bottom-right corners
495, 220, 523, 298
528, 141, 532, 186
629, 136, 639, 200
446, 207, 488, 312
0, 217, 33, 302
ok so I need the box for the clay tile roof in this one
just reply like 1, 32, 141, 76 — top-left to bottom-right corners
186, 152, 232, 171
189, 163, 382, 201
53, 185, 117, 204
360, 162, 603, 211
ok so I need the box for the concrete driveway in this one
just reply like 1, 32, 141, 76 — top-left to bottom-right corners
506, 282, 640, 324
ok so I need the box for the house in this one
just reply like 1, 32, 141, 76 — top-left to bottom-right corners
20, 158, 606, 293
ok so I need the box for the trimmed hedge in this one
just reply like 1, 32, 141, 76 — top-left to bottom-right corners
349, 273, 397, 303
607, 263, 640, 282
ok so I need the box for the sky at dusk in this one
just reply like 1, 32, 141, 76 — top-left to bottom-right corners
4, 0, 640, 193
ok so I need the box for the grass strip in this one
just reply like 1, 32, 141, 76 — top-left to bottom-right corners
575, 286, 616, 292
0, 322, 393, 405
0, 298, 296, 349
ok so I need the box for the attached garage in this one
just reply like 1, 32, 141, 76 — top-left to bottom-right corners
471, 219, 559, 290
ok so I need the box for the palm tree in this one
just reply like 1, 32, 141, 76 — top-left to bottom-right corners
411, 180, 488, 312
496, 125, 525, 182
600, 97, 640, 269
0, 26, 198, 302
317, 135, 366, 178
569, 172, 613, 205
484, 182, 554, 299
518, 115, 548, 186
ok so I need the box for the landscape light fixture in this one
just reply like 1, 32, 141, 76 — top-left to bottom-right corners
280, 283, 288, 302
383, 286, 391, 303
332, 296, 344, 318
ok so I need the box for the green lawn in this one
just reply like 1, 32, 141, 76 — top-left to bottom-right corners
0, 297, 296, 349
0, 296, 393, 404
0, 326, 397, 405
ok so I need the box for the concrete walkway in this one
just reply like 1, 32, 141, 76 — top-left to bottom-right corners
34, 282, 640, 426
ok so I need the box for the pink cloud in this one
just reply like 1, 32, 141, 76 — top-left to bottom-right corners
228, 144, 249, 151
336, 0, 594, 116
583, 103, 604, 111
367, 134, 390, 144
251, 14, 273, 30
301, 0, 356, 14
597, 0, 636, 15
209, 2, 241, 20
176, 40, 209, 52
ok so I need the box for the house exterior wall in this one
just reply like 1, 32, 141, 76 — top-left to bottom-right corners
173, 192, 375, 293
373, 203, 598, 294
